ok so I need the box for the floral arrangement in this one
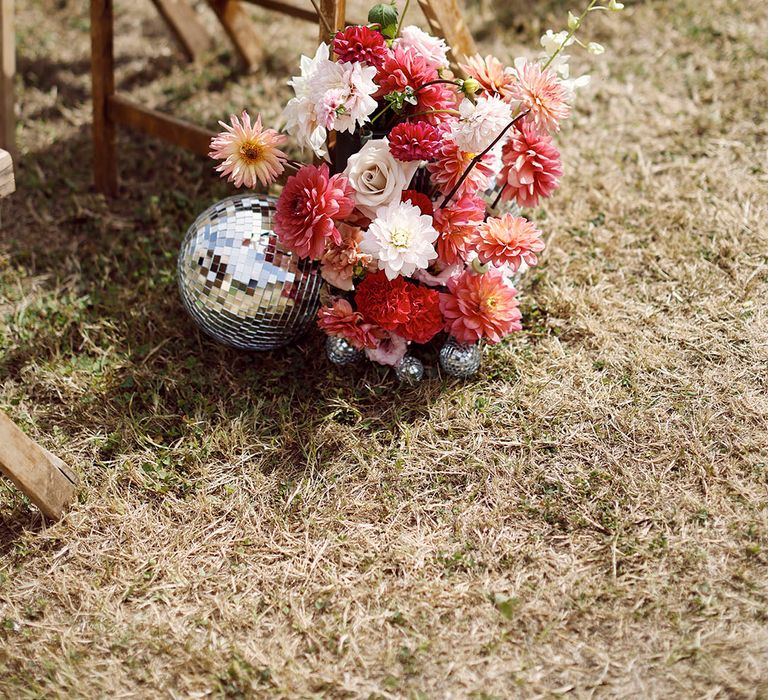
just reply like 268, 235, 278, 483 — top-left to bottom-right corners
208, 0, 623, 376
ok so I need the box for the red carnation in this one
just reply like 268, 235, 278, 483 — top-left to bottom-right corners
401, 189, 434, 216
274, 163, 355, 260
400, 284, 443, 343
355, 271, 412, 331
389, 122, 441, 161
333, 25, 389, 68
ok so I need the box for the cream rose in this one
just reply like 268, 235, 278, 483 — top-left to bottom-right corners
343, 138, 419, 219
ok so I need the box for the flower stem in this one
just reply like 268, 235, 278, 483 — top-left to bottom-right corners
542, 0, 599, 72
490, 182, 508, 211
413, 79, 462, 94
405, 108, 460, 119
438, 110, 529, 209
395, 0, 411, 38
370, 104, 392, 125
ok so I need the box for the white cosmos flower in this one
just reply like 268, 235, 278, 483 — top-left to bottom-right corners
283, 42, 331, 159
539, 29, 591, 96
309, 58, 378, 134
449, 96, 512, 154
360, 201, 438, 280
395, 25, 449, 69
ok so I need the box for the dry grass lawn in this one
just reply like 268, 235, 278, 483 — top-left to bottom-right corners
1, 0, 767, 697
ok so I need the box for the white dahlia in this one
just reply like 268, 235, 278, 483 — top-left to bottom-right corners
449, 96, 512, 154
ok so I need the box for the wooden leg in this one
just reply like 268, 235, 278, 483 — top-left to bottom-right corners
149, 0, 213, 62
208, 0, 263, 73
0, 0, 14, 156
91, 0, 118, 196
0, 412, 78, 521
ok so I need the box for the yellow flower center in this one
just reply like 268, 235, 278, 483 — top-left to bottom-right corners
390, 228, 412, 249
239, 140, 264, 164
481, 294, 498, 312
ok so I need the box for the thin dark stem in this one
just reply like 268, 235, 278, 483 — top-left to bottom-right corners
438, 110, 530, 209
308, 0, 334, 37
490, 182, 508, 212
413, 79, 461, 95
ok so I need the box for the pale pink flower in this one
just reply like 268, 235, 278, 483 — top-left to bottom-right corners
460, 54, 516, 101
509, 57, 570, 133
449, 95, 512, 154
396, 25, 449, 69
365, 330, 408, 366
208, 111, 288, 189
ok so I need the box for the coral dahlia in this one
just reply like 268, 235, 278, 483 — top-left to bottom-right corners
209, 111, 288, 189
317, 298, 381, 349
275, 163, 355, 260
432, 193, 485, 265
460, 54, 516, 101
427, 139, 496, 198
499, 122, 562, 208
474, 213, 545, 271
509, 57, 570, 133
440, 268, 522, 344
320, 223, 373, 291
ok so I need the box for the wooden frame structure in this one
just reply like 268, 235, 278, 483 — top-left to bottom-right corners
0, 0, 14, 155
91, 0, 476, 196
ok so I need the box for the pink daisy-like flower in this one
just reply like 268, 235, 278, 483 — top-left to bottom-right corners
439, 268, 522, 344
509, 58, 570, 133
460, 54, 516, 101
432, 193, 485, 265
275, 163, 355, 260
388, 121, 441, 161
365, 330, 408, 367
427, 139, 496, 198
499, 122, 562, 208
333, 25, 389, 68
209, 111, 288, 189
317, 298, 380, 349
474, 213, 545, 271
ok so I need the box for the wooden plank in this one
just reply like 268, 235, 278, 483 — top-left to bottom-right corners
149, 0, 214, 62
108, 95, 214, 157
416, 0, 477, 68
207, 0, 263, 72
91, 0, 118, 196
0, 0, 15, 155
318, 0, 344, 42
0, 412, 78, 521
0, 148, 13, 197
239, 0, 317, 23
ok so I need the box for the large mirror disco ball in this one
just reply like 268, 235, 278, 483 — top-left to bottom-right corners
178, 194, 322, 351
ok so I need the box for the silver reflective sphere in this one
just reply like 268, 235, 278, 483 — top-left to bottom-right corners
178, 195, 322, 350
326, 336, 364, 365
394, 355, 424, 384
439, 336, 482, 378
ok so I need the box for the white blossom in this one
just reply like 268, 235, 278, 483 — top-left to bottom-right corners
449, 96, 512, 154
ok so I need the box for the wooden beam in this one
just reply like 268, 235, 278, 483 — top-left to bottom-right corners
0, 412, 78, 521
91, 0, 118, 196
0, 148, 13, 197
207, 0, 263, 72
0, 0, 15, 155
318, 0, 344, 42
149, 0, 214, 62
108, 95, 214, 157
416, 0, 477, 67
239, 0, 317, 23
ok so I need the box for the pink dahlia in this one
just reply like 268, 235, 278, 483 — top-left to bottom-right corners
333, 25, 389, 68
474, 213, 545, 271
439, 268, 522, 344
427, 139, 496, 198
460, 54, 516, 101
365, 331, 408, 367
432, 193, 485, 265
274, 163, 355, 260
499, 122, 562, 208
388, 121, 441, 161
376, 47, 458, 123
509, 58, 570, 133
317, 299, 380, 349
209, 111, 288, 189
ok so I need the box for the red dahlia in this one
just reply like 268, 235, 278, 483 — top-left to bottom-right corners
389, 122, 441, 162
333, 26, 389, 68
401, 189, 434, 216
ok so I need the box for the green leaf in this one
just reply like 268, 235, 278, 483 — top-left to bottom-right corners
492, 593, 520, 620
368, 3, 398, 34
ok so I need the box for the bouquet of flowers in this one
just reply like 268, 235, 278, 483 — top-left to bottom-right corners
209, 0, 623, 378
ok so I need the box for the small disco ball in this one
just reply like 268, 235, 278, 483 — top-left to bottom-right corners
178, 194, 322, 351
394, 355, 424, 384
439, 336, 482, 378
326, 336, 364, 366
